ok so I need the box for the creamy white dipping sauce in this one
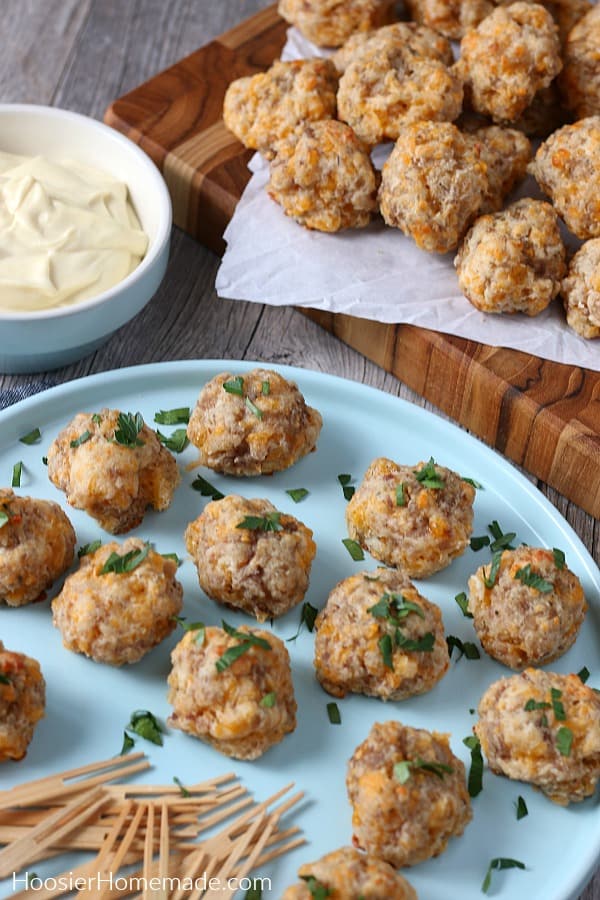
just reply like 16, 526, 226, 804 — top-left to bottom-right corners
0, 152, 148, 312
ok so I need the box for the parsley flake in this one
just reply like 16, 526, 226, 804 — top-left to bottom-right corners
482, 858, 526, 893
190, 474, 224, 501
157, 428, 189, 453
154, 407, 190, 425
342, 538, 364, 561
524, 698, 551, 712
222, 376, 244, 396
446, 635, 480, 660
287, 601, 319, 641
112, 412, 144, 448
286, 487, 309, 503
556, 726, 573, 757
11, 461, 22, 488
300, 876, 332, 900
327, 702, 341, 725
261, 380, 270, 395
172, 617, 205, 645
100, 544, 150, 575
0, 672, 11, 685
455, 592, 473, 618
120, 732, 135, 755
483, 550, 503, 588
237, 512, 283, 532
70, 430, 91, 448
244, 880, 263, 900
173, 776, 190, 798
394, 758, 454, 784
488, 520, 516, 550
368, 593, 425, 624
462, 476, 483, 489
550, 687, 566, 721
515, 795, 528, 820
260, 692, 277, 708
378, 634, 394, 669
414, 457, 445, 489
514, 564, 553, 593
78, 540, 102, 559
338, 474, 355, 501
19, 427, 41, 445
395, 630, 435, 652
216, 622, 272, 672
470, 535, 490, 551
42, 456, 48, 465
396, 482, 406, 506
0, 510, 9, 529
463, 735, 484, 797
245, 396, 263, 419
553, 547, 566, 569
127, 710, 164, 746
578, 666, 590, 684
161, 552, 181, 566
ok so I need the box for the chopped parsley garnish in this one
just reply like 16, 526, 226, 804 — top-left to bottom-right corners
215, 621, 272, 673
92, 413, 102, 424
120, 732, 135, 755
483, 550, 503, 588
173, 776, 190, 798
286, 487, 309, 503
222, 376, 244, 396
260, 692, 277, 708
515, 796, 528, 820
378, 634, 394, 669
70, 430, 91, 448
414, 457, 445, 489
370, 593, 432, 663
342, 538, 364, 561
368, 592, 425, 624
127, 710, 164, 746
0, 673, 11, 685
578, 666, 590, 684
470, 535, 490, 551
463, 476, 483, 489
488, 520, 516, 551
455, 592, 473, 618
287, 601, 319, 642
337, 474, 355, 501
327, 702, 341, 725
190, 474, 224, 501
154, 407, 190, 425
550, 687, 566, 721
524, 698, 551, 712
446, 635, 480, 660
300, 876, 332, 900
172, 617, 205, 645
556, 726, 573, 757
100, 543, 150, 575
395, 631, 435, 652
157, 428, 189, 453
19, 427, 41, 445
514, 564, 553, 593
0, 510, 10, 529
396, 482, 406, 506
245, 396, 263, 419
112, 412, 144, 447
463, 735, 484, 797
553, 547, 566, 569
42, 456, 48, 465
481, 858, 526, 893
78, 540, 102, 559
161, 552, 181, 566
394, 758, 454, 784
11, 461, 22, 488
261, 380, 270, 396
237, 512, 283, 532
244, 880, 263, 900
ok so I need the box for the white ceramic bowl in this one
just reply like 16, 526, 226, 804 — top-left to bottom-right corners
0, 104, 172, 374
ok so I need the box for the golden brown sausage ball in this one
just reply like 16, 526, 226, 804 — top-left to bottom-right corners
223, 59, 338, 159
167, 624, 296, 759
186, 368, 322, 476
455, 199, 566, 316
529, 117, 600, 239
314, 567, 449, 700
475, 668, 600, 804
464, 126, 532, 214
268, 120, 379, 232
379, 121, 488, 253
468, 546, 586, 668
347, 721, 472, 867
560, 5, 600, 119
459, 3, 562, 123
561, 238, 600, 338
278, 0, 397, 48
280, 846, 417, 900
47, 408, 179, 535
185, 495, 316, 622
332, 22, 454, 73
0, 488, 75, 607
337, 34, 463, 146
52, 538, 183, 666
346, 457, 475, 578
0, 642, 45, 762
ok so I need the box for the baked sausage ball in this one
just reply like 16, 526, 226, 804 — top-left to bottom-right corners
268, 120, 379, 232
464, 126, 532, 214
346, 457, 475, 578
278, 0, 397, 48
167, 624, 296, 759
51, 538, 183, 666
560, 5, 600, 119
459, 3, 562, 123
379, 121, 488, 253
337, 34, 463, 146
475, 668, 600, 805
223, 59, 338, 159
0, 488, 75, 607
562, 238, 600, 338
47, 408, 179, 534
185, 495, 316, 622
314, 567, 449, 700
405, 0, 500, 39
281, 846, 417, 900
529, 117, 600, 239
0, 642, 45, 762
333, 22, 454, 73
187, 369, 322, 476
455, 199, 566, 316
347, 721, 472, 867
467, 546, 586, 668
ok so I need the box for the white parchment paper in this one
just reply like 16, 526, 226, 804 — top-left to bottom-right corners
216, 28, 599, 371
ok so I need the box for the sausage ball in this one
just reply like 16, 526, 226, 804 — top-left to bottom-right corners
455, 199, 566, 316
529, 117, 600, 239
562, 238, 600, 338
337, 33, 463, 146
167, 625, 296, 760
186, 368, 322, 476
47, 408, 180, 534
405, 0, 500, 39
223, 59, 338, 159
475, 668, 600, 805
314, 567, 449, 700
560, 5, 600, 119
511, 83, 569, 139
332, 22, 454, 73
51, 538, 183, 666
0, 642, 45, 762
185, 495, 316, 622
379, 121, 488, 253
0, 488, 75, 607
268, 120, 379, 232
346, 457, 475, 578
468, 546, 586, 668
347, 721, 472, 867
464, 126, 532, 214
459, 3, 562, 123
278, 0, 397, 48
281, 846, 417, 900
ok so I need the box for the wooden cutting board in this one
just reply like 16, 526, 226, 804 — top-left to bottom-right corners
105, 3, 600, 519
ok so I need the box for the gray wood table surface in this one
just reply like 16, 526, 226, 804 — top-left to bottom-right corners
1, 1, 599, 897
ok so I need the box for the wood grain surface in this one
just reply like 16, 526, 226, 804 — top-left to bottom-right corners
105, 2, 600, 519
0, 2, 598, 896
